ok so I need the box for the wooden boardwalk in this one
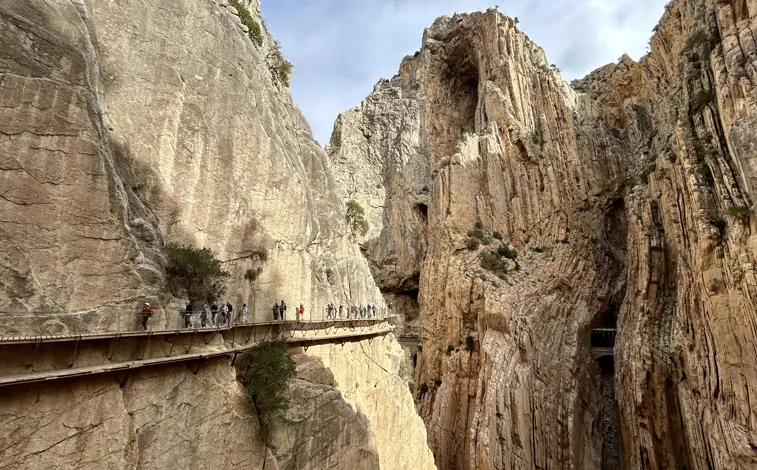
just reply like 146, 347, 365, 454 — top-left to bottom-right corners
0, 317, 395, 388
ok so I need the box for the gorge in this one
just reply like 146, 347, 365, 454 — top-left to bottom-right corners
2, 0, 757, 469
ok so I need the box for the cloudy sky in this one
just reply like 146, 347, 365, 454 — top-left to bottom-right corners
261, 0, 669, 145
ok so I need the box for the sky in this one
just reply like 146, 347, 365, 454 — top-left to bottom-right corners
261, 0, 669, 145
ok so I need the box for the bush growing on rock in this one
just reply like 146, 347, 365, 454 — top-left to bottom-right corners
230, 0, 263, 46
165, 242, 229, 303
464, 335, 474, 351
479, 250, 508, 279
239, 340, 297, 421
346, 199, 369, 237
267, 42, 293, 87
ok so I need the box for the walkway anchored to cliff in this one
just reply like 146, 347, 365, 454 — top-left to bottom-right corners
590, 328, 616, 358
0, 318, 396, 388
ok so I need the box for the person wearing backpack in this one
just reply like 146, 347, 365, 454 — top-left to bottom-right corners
211, 301, 219, 326
226, 302, 233, 325
140, 303, 153, 330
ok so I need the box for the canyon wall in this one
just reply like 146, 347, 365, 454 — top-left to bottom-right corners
0, 0, 384, 335
329, 1, 757, 468
0, 335, 433, 470
0, 1, 435, 469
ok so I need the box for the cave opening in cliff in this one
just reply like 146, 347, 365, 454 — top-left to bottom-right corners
429, 37, 479, 157
413, 203, 428, 225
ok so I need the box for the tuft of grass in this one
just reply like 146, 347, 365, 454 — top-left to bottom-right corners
708, 278, 724, 294
690, 90, 714, 115
727, 205, 751, 220
230, 0, 263, 46
696, 163, 715, 186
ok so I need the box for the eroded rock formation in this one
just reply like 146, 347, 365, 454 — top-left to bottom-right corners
0, 1, 436, 469
328, 1, 757, 468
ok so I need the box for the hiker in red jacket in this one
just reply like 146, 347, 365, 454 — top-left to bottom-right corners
141, 303, 153, 330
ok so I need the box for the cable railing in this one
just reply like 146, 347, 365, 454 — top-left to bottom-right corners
0, 310, 398, 343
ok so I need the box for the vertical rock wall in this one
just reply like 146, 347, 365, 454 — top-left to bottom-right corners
0, 0, 385, 334
328, 1, 757, 468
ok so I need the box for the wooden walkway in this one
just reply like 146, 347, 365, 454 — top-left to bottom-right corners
0, 318, 395, 388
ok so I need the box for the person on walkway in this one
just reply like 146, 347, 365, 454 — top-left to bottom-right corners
220, 303, 228, 326
272, 302, 280, 321
338, 304, 343, 319
241, 303, 249, 322
200, 304, 208, 327
280, 300, 287, 321
184, 301, 193, 328
299, 303, 304, 320
226, 302, 233, 325
141, 303, 153, 330
211, 301, 219, 326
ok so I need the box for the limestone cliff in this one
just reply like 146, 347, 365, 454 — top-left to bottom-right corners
0, 1, 435, 469
328, 1, 757, 468
0, 0, 383, 334
0, 336, 435, 470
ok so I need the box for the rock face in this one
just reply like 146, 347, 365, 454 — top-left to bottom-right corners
267, 354, 381, 470
306, 335, 437, 470
328, 1, 757, 468
0, 1, 435, 470
0, 360, 275, 470
0, 337, 428, 470
0, 0, 384, 334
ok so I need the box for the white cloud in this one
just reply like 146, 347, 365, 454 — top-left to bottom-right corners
261, 0, 668, 145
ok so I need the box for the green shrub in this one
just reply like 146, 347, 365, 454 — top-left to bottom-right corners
465, 237, 480, 251
696, 163, 715, 186
708, 278, 724, 294
269, 48, 292, 86
464, 335, 474, 351
684, 29, 709, 53
230, 0, 263, 46
239, 340, 297, 420
346, 200, 369, 237
165, 243, 229, 303
709, 215, 727, 234
496, 245, 518, 260
727, 205, 751, 220
690, 90, 713, 115
492, 231, 503, 241
480, 250, 508, 279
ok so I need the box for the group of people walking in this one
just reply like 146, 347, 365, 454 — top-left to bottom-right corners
271, 300, 305, 321
139, 298, 387, 330
325, 303, 379, 319
184, 300, 250, 328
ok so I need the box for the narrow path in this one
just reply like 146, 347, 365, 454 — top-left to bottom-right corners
0, 317, 396, 388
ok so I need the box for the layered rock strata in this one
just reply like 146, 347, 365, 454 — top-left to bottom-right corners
329, 1, 757, 468
0, 1, 435, 469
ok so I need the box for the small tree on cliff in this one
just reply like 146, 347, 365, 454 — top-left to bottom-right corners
165, 242, 229, 303
239, 340, 297, 431
345, 200, 369, 237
